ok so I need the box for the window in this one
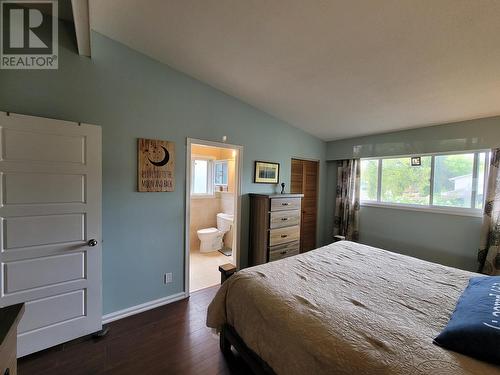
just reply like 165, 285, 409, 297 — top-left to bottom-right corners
214, 160, 228, 186
381, 156, 432, 205
191, 157, 213, 196
476, 152, 487, 209
360, 151, 489, 213
433, 153, 474, 208
360, 159, 378, 201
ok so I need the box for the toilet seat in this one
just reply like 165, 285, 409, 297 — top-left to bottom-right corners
197, 227, 219, 235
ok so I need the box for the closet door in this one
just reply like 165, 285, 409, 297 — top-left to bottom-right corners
291, 159, 319, 252
0, 112, 102, 357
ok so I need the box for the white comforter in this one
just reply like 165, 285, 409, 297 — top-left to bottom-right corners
207, 241, 500, 375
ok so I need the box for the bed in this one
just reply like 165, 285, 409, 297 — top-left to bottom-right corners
207, 241, 500, 375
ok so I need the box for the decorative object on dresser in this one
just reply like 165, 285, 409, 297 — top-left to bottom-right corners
0, 303, 24, 375
248, 193, 303, 266
254, 161, 280, 184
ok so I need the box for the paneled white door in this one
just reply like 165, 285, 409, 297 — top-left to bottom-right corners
0, 112, 102, 357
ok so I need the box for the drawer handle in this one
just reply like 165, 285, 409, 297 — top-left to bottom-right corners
280, 251, 287, 255
281, 202, 289, 206
281, 217, 289, 221
280, 234, 288, 238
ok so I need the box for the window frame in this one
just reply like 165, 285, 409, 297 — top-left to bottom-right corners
190, 155, 215, 198
214, 159, 229, 187
360, 150, 490, 217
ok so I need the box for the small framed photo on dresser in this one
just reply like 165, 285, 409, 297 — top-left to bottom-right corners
254, 161, 280, 184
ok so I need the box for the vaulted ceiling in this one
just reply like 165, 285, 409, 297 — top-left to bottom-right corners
89, 0, 500, 140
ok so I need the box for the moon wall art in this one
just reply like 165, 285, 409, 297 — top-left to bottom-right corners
138, 138, 175, 192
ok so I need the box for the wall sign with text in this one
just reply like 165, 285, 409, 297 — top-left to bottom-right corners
138, 138, 175, 192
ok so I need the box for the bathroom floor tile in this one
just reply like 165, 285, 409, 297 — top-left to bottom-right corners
190, 249, 233, 292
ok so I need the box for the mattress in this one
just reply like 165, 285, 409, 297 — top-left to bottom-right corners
207, 241, 500, 375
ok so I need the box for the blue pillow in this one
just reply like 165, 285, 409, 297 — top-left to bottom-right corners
434, 276, 500, 365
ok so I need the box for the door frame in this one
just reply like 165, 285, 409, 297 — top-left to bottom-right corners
291, 157, 320, 250
184, 138, 243, 295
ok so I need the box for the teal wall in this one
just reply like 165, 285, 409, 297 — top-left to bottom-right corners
358, 205, 482, 271
326, 117, 500, 271
0, 22, 327, 314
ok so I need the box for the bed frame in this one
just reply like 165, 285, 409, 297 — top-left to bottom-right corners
218, 264, 276, 374
220, 324, 276, 374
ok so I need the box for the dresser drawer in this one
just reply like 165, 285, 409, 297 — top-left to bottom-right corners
270, 197, 301, 211
270, 209, 300, 229
269, 241, 300, 262
269, 225, 300, 246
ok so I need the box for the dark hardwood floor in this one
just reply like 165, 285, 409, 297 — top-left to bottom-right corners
19, 286, 252, 375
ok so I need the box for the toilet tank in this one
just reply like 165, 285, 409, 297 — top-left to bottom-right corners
217, 213, 233, 232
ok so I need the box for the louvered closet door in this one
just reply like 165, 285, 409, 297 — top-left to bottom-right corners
291, 158, 319, 252
0, 112, 102, 357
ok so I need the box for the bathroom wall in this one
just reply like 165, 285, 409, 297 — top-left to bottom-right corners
219, 192, 235, 248
219, 192, 235, 214
190, 145, 236, 250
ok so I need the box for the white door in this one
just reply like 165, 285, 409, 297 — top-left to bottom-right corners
0, 112, 102, 357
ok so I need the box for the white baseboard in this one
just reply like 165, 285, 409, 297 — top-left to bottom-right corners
102, 292, 187, 324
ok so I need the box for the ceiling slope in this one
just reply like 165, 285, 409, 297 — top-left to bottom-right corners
89, 0, 500, 140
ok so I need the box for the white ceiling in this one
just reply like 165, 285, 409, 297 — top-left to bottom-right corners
89, 0, 500, 141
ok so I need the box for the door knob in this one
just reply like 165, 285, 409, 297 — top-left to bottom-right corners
87, 239, 98, 247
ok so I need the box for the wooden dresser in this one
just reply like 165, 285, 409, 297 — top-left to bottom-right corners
248, 193, 303, 266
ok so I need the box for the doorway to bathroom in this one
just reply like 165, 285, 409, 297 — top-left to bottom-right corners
185, 138, 242, 293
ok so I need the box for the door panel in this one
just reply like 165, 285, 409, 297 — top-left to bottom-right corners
3, 214, 85, 250
18, 290, 85, 333
291, 159, 303, 193
2, 128, 85, 164
290, 159, 319, 252
3, 173, 85, 204
0, 112, 101, 357
18, 316, 89, 359
4, 253, 85, 294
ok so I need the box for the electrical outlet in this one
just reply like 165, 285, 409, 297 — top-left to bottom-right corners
163, 272, 173, 284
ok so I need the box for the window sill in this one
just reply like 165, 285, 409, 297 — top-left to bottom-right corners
360, 201, 483, 218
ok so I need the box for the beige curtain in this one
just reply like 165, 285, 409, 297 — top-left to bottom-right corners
478, 148, 500, 275
334, 159, 360, 241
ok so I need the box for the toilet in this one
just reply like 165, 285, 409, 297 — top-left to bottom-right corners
197, 213, 233, 253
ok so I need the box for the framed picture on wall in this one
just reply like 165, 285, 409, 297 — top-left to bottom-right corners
254, 161, 280, 184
